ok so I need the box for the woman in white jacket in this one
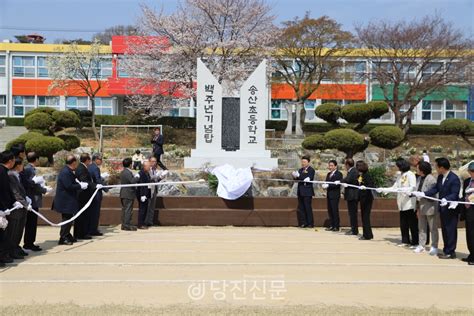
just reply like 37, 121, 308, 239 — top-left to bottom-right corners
379, 159, 418, 247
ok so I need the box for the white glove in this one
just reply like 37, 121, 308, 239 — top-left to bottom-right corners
140, 196, 147, 202
79, 182, 88, 190
26, 196, 32, 205
360, 185, 367, 190
341, 183, 348, 188
0, 216, 8, 229
413, 191, 425, 198
13, 201, 23, 209
376, 188, 384, 193
322, 184, 329, 189
303, 177, 310, 183
160, 170, 169, 179
0, 211, 5, 217
45, 186, 53, 193
96, 184, 104, 190
440, 198, 448, 207
134, 173, 141, 179
292, 171, 300, 178
465, 187, 474, 194
27, 204, 33, 212
32, 175, 45, 185
100, 172, 110, 180
334, 180, 341, 185
448, 202, 458, 209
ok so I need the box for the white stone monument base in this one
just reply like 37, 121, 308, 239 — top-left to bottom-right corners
185, 149, 278, 169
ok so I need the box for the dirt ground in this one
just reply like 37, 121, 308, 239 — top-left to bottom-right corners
1, 226, 473, 315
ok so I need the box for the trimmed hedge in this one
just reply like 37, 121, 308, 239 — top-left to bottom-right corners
52, 111, 81, 128
301, 134, 327, 150
440, 118, 473, 136
24, 112, 54, 130
24, 107, 57, 118
4, 117, 24, 126
5, 132, 43, 150
57, 134, 81, 150
314, 103, 341, 126
323, 129, 368, 157
369, 126, 405, 149
25, 136, 65, 161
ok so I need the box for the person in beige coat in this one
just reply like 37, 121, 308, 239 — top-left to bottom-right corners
414, 161, 439, 255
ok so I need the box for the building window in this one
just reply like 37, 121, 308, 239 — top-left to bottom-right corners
446, 101, 467, 119
93, 58, 112, 79
0, 95, 6, 116
66, 97, 89, 111
13, 96, 35, 116
400, 104, 417, 121
422, 62, 443, 81
0, 56, 5, 77
12, 56, 36, 77
37, 57, 49, 78
321, 99, 343, 105
304, 100, 316, 120
270, 100, 288, 120
344, 100, 364, 105
94, 97, 113, 115
118, 56, 129, 78
344, 61, 366, 82
38, 96, 60, 109
421, 100, 442, 121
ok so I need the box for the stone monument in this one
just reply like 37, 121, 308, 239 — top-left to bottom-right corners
184, 59, 278, 169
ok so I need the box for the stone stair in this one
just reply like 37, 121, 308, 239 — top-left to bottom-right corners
0, 126, 27, 150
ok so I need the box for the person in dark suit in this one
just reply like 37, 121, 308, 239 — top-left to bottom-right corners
137, 161, 152, 229
120, 157, 140, 231
53, 155, 88, 245
460, 162, 474, 265
0, 151, 18, 266
87, 153, 107, 236
6, 158, 30, 260
146, 156, 167, 227
292, 155, 315, 228
74, 153, 98, 240
340, 158, 359, 235
151, 127, 167, 170
21, 152, 48, 251
417, 158, 461, 259
356, 160, 374, 240
322, 160, 343, 231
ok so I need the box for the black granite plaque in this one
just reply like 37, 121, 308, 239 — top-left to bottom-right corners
221, 97, 240, 151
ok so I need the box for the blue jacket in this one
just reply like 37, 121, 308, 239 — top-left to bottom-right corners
296, 166, 315, 197
424, 171, 461, 213
21, 163, 47, 209
52, 166, 82, 215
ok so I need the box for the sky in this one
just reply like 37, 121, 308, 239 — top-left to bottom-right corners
0, 0, 472, 43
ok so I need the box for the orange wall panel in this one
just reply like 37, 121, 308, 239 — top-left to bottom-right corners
12, 79, 111, 97
272, 83, 366, 100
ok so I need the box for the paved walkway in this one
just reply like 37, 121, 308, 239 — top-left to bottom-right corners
1, 226, 473, 313
0, 126, 27, 150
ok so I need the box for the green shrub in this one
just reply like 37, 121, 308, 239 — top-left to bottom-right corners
323, 128, 368, 158
302, 134, 327, 150
5, 131, 43, 150
207, 174, 218, 195
369, 126, 405, 149
315, 103, 341, 126
52, 110, 81, 128
28, 129, 51, 136
265, 120, 288, 131
57, 134, 81, 150
4, 117, 24, 126
440, 118, 473, 136
368, 165, 389, 188
95, 115, 128, 126
24, 107, 57, 118
341, 101, 389, 130
24, 112, 54, 131
25, 136, 65, 163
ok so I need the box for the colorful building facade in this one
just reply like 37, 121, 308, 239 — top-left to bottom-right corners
0, 36, 471, 124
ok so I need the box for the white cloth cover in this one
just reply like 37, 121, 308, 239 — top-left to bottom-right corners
210, 164, 253, 200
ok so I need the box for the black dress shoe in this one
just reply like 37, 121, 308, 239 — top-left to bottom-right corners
461, 257, 473, 262
18, 249, 28, 256
299, 225, 307, 228
10, 253, 24, 260
67, 234, 77, 242
1, 255, 13, 263
121, 225, 137, 231
77, 235, 92, 240
0, 261, 5, 268
90, 231, 103, 236
332, 228, 340, 232
468, 261, 474, 265
58, 238, 73, 245
325, 227, 334, 231
438, 253, 456, 259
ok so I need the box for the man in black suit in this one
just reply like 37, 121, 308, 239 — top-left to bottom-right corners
416, 158, 461, 259
339, 158, 359, 235
461, 162, 474, 265
74, 153, 99, 240
53, 155, 88, 245
0, 151, 17, 266
151, 127, 167, 170
322, 160, 343, 231
120, 157, 140, 231
87, 153, 107, 236
21, 152, 49, 251
292, 155, 315, 228
137, 161, 152, 229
